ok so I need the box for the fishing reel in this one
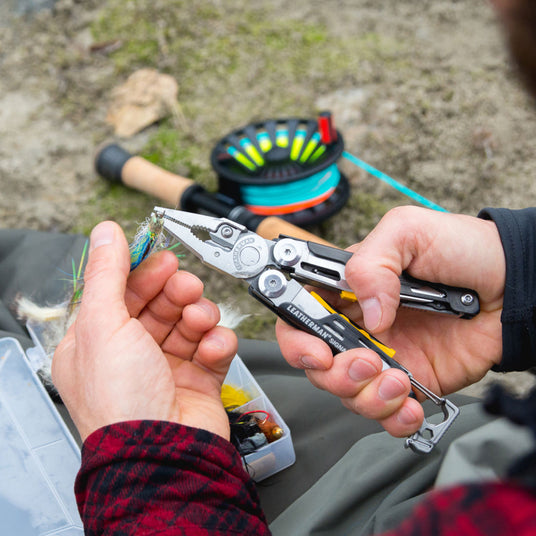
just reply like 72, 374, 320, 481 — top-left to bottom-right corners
211, 112, 350, 227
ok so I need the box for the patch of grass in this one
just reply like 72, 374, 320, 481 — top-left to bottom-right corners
72, 183, 156, 238
141, 124, 211, 186
89, 1, 408, 118
88, 0, 411, 205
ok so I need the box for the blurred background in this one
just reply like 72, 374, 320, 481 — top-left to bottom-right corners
2, 0, 536, 360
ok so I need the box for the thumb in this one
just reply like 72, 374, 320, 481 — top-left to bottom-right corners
345, 208, 418, 333
78, 221, 131, 336
346, 253, 401, 333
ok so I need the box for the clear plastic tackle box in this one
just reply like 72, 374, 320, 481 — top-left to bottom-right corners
0, 336, 294, 534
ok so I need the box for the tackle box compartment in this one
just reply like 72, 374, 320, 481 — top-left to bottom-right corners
223, 355, 296, 481
0, 336, 294, 535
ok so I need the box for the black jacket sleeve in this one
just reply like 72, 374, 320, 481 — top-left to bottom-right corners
479, 207, 536, 372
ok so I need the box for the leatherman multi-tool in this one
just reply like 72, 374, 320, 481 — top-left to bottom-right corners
155, 207, 480, 453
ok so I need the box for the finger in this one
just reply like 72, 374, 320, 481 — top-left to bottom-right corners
340, 367, 413, 421
379, 398, 424, 437
303, 348, 421, 432
77, 222, 131, 338
194, 325, 238, 379
304, 348, 383, 396
161, 298, 221, 358
165, 326, 238, 386
346, 206, 452, 333
125, 250, 179, 317
275, 319, 334, 370
182, 298, 221, 333
136, 271, 205, 344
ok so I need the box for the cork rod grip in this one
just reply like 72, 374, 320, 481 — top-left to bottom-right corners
256, 217, 333, 246
121, 157, 194, 207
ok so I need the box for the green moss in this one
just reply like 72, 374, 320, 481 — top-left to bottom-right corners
90, 2, 392, 97
89, 0, 411, 149
89, 0, 403, 204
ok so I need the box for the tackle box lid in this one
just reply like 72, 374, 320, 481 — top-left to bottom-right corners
0, 337, 83, 535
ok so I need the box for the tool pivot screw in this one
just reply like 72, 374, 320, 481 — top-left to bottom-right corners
259, 270, 287, 298
461, 294, 474, 306
273, 240, 300, 266
221, 225, 234, 238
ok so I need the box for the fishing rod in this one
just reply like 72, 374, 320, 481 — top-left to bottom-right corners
95, 143, 335, 246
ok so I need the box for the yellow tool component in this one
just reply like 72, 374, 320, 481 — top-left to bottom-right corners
311, 291, 396, 358
339, 290, 357, 302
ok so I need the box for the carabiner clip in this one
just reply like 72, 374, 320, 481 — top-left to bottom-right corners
405, 378, 460, 454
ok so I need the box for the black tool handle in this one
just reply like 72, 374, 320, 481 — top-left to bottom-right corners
248, 285, 403, 370
302, 240, 480, 318
249, 279, 458, 454
399, 273, 479, 318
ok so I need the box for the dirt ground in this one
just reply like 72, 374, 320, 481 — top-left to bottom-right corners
1, 0, 536, 396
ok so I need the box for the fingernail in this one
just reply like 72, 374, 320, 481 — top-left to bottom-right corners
90, 222, 115, 252
378, 375, 406, 401
348, 358, 378, 382
361, 297, 382, 331
300, 355, 325, 370
397, 406, 419, 426
205, 333, 226, 351
193, 301, 217, 321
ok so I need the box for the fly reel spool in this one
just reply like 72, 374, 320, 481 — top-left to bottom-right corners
210, 112, 350, 227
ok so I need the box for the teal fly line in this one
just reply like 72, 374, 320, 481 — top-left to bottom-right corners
240, 164, 340, 208
342, 151, 448, 213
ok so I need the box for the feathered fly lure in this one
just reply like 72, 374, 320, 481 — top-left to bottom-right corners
129, 210, 167, 270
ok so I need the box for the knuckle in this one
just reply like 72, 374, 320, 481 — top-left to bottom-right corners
384, 205, 419, 223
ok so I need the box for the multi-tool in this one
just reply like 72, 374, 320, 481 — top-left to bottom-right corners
155, 207, 480, 453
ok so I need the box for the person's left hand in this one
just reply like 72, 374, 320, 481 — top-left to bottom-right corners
52, 221, 238, 442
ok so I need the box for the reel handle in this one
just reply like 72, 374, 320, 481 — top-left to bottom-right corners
94, 144, 333, 246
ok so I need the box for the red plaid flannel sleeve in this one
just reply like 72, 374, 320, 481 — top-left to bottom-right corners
75, 420, 270, 535
386, 482, 536, 536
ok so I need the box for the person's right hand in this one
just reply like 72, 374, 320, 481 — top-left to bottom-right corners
276, 206, 506, 438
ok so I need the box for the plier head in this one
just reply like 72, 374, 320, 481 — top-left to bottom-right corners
155, 207, 273, 280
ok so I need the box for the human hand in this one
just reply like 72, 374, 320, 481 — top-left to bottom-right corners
52, 221, 238, 442
276, 206, 505, 438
